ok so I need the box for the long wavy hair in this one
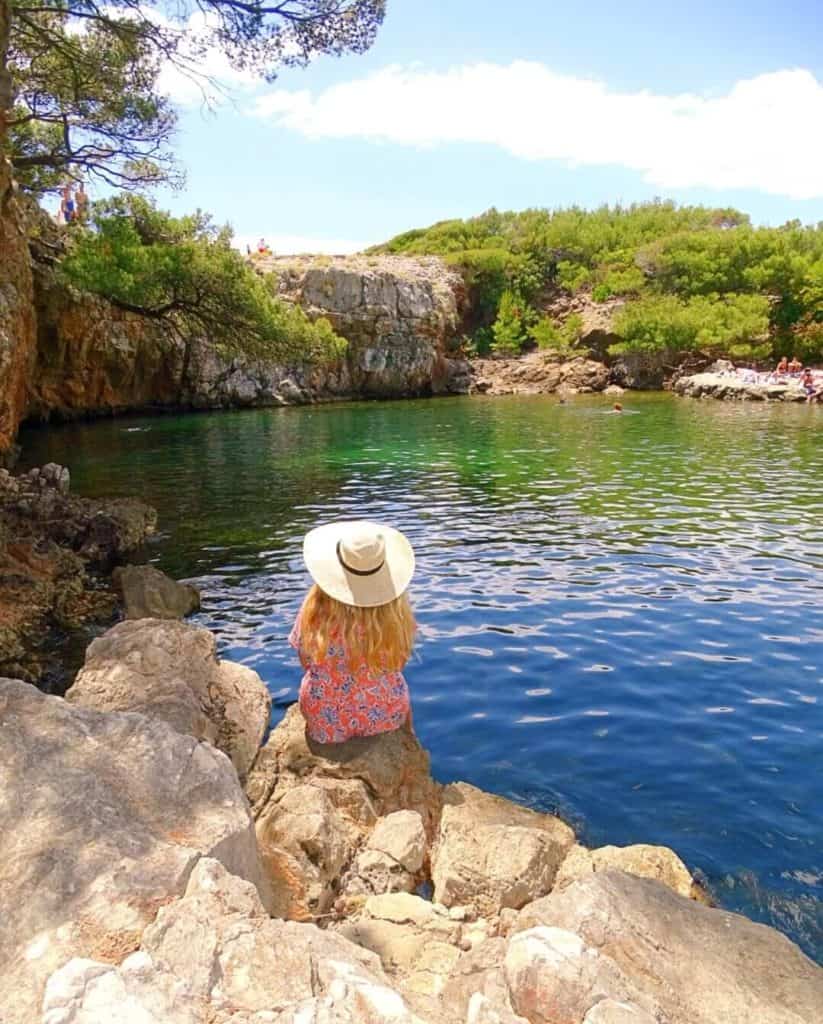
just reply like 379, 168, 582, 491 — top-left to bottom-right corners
298, 583, 416, 673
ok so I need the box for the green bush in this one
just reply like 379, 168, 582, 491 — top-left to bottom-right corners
373, 201, 823, 365
611, 294, 772, 360
529, 312, 583, 352
491, 290, 535, 354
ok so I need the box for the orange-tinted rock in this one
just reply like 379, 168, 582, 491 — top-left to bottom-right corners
0, 159, 36, 459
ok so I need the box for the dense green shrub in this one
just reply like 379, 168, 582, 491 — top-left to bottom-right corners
375, 200, 823, 364
611, 294, 772, 361
491, 290, 536, 354
530, 313, 584, 352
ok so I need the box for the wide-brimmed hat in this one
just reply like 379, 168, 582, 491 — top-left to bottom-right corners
303, 520, 415, 608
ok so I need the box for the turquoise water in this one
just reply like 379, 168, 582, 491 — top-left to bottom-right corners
20, 393, 823, 961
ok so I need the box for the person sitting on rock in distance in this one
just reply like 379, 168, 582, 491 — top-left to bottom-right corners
289, 520, 416, 744
788, 355, 803, 374
802, 368, 823, 403
775, 355, 789, 375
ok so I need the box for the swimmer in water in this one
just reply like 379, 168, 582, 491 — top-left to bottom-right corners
613, 402, 623, 412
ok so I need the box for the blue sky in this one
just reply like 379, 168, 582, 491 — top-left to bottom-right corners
148, 0, 823, 251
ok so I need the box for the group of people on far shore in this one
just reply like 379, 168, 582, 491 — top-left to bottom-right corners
55, 182, 88, 226
772, 355, 823, 402
716, 355, 822, 403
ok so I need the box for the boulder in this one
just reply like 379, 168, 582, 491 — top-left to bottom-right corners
42, 858, 423, 1024
255, 781, 352, 916
514, 870, 823, 1024
247, 705, 441, 919
468, 353, 610, 397
440, 939, 520, 1024
431, 782, 575, 916
67, 618, 270, 781
341, 810, 427, 897
610, 348, 673, 390
554, 842, 695, 899
582, 1001, 658, 1024
503, 927, 654, 1024
0, 679, 269, 1024
338, 892, 461, 999
113, 563, 201, 619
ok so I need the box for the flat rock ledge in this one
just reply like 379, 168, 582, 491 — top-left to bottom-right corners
2, 621, 821, 1024
674, 371, 809, 402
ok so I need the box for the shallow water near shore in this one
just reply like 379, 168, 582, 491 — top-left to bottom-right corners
20, 392, 823, 962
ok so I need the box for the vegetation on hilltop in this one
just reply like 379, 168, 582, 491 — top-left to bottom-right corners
372, 203, 823, 364
61, 197, 346, 392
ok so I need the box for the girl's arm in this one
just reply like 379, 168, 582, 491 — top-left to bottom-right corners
288, 609, 309, 669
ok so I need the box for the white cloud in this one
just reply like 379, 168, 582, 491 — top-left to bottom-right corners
233, 233, 370, 255
252, 62, 823, 200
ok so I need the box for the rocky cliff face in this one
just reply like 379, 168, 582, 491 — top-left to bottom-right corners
21, 252, 468, 430
0, 160, 36, 460
29, 266, 181, 420
268, 254, 467, 398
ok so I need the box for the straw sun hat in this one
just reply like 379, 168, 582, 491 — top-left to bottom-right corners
303, 520, 415, 608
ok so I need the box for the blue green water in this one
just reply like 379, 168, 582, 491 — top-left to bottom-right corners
20, 393, 823, 961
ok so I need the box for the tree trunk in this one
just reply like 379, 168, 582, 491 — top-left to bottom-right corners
0, 0, 12, 152
178, 335, 193, 405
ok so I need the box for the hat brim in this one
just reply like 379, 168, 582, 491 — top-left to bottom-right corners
303, 521, 415, 608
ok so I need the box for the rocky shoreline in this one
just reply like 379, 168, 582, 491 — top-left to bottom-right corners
2, 614, 821, 1023
0, 463, 156, 686
674, 366, 814, 403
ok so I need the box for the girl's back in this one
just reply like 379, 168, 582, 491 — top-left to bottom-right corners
291, 522, 416, 745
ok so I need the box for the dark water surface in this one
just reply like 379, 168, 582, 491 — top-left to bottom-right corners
20, 393, 823, 961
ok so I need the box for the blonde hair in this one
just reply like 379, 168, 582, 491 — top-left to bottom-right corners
298, 583, 415, 673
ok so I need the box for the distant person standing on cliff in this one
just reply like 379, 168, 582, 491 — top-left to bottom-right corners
60, 184, 75, 225
289, 521, 416, 744
74, 183, 89, 225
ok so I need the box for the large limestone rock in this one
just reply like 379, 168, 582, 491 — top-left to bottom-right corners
470, 353, 609, 397
113, 563, 201, 619
440, 939, 524, 1024
341, 810, 427, 897
0, 679, 269, 1024
514, 870, 823, 1024
583, 1002, 658, 1024
269, 254, 466, 398
503, 927, 657, 1024
42, 858, 423, 1024
674, 370, 808, 402
554, 842, 695, 899
29, 265, 182, 422
247, 705, 441, 919
431, 782, 575, 916
67, 618, 270, 781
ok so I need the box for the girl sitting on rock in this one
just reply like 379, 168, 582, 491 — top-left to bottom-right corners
289, 521, 416, 744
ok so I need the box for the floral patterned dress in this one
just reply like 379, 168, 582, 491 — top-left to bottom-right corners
289, 613, 411, 744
